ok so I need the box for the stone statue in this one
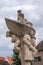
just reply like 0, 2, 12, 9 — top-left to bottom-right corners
17, 10, 27, 24
5, 10, 38, 65
23, 34, 38, 65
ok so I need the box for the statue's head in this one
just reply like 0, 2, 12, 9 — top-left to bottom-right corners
17, 10, 22, 15
17, 10, 22, 19
17, 10, 22, 13
31, 36, 36, 46
30, 30, 35, 36
24, 34, 31, 41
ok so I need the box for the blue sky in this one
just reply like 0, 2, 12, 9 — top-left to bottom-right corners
0, 0, 43, 57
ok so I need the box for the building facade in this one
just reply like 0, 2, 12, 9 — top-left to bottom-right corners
32, 41, 43, 65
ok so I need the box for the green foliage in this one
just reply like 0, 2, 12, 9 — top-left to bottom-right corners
13, 50, 21, 65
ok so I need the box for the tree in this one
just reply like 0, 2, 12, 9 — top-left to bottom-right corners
13, 49, 21, 65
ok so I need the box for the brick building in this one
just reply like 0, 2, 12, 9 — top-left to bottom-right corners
32, 41, 43, 65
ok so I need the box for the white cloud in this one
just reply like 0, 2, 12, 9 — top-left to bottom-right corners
0, 5, 36, 12
0, 0, 43, 56
0, 18, 13, 49
36, 27, 43, 43
0, 0, 18, 7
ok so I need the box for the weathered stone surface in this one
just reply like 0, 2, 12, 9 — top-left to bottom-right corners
5, 18, 36, 37
5, 10, 38, 65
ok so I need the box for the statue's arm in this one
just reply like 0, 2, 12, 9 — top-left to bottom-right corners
29, 45, 38, 55
14, 43, 20, 53
6, 31, 18, 42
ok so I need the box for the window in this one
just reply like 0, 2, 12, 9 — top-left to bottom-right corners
34, 56, 41, 62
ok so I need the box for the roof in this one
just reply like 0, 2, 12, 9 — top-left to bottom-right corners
0, 57, 4, 60
5, 57, 12, 65
36, 40, 43, 51
0, 56, 12, 65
